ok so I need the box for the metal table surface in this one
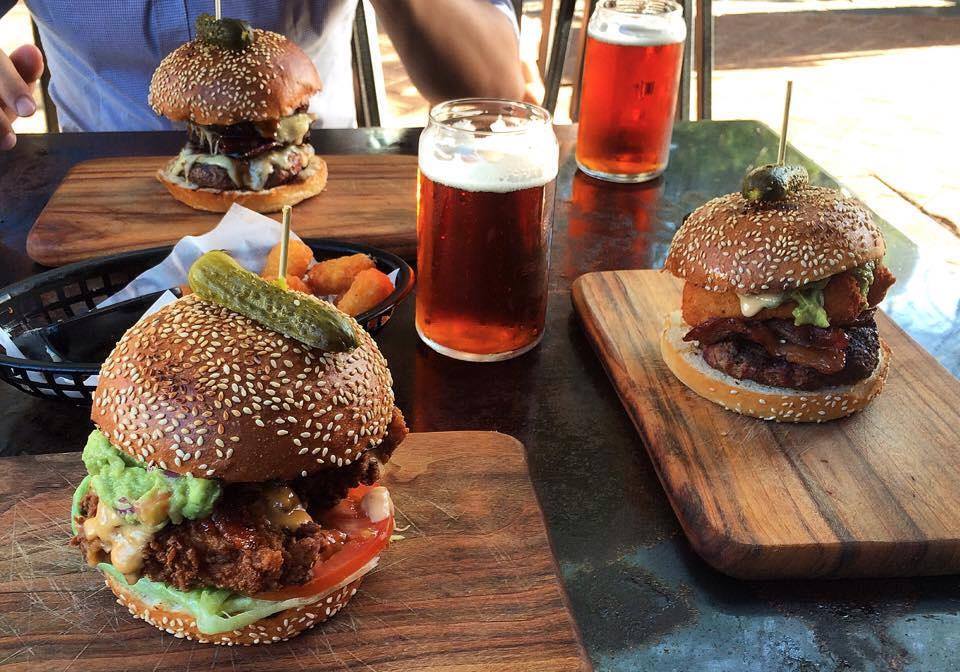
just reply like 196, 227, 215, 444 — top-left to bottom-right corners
2, 122, 960, 671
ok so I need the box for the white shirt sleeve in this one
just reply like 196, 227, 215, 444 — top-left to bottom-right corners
487, 0, 521, 37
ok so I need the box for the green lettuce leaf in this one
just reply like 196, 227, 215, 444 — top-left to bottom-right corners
97, 563, 349, 635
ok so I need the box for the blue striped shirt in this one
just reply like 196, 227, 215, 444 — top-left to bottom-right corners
5, 0, 518, 131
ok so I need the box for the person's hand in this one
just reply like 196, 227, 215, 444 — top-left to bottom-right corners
0, 45, 44, 151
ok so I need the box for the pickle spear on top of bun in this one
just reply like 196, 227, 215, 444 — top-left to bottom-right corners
661, 164, 896, 422
71, 252, 407, 644
149, 14, 327, 213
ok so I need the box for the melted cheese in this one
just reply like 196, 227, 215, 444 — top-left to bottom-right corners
168, 144, 315, 192
361, 486, 393, 523
166, 147, 242, 188
274, 113, 313, 144
737, 292, 786, 317
82, 496, 160, 581
246, 144, 315, 191
259, 484, 313, 531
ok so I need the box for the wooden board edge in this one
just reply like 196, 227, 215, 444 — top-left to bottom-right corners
26, 160, 99, 266
494, 422, 593, 669
0, 432, 594, 669
26, 154, 421, 267
393, 430, 593, 669
572, 272, 778, 578
572, 270, 960, 580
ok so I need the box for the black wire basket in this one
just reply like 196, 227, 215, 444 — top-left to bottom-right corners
0, 241, 414, 405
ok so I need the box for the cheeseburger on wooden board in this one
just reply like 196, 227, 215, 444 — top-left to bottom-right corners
661, 164, 896, 422
71, 251, 407, 644
149, 15, 327, 213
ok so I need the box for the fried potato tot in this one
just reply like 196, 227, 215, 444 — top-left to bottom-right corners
821, 273, 866, 325
682, 270, 867, 327
262, 238, 314, 279
263, 274, 312, 294
307, 254, 375, 296
868, 264, 895, 307
336, 268, 394, 316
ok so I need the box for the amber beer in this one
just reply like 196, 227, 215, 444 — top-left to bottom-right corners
576, 0, 686, 182
416, 100, 559, 361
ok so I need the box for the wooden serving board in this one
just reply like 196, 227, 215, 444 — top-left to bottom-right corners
573, 270, 960, 580
27, 154, 418, 266
0, 432, 588, 671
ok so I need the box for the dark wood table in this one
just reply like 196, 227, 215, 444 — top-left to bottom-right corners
3, 123, 960, 671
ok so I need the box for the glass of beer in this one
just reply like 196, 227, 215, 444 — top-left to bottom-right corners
576, 0, 686, 182
416, 99, 559, 362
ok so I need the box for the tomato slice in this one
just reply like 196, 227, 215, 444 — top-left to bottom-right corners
254, 484, 394, 601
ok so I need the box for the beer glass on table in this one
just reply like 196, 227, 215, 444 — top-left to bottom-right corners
416, 99, 559, 362
576, 0, 686, 182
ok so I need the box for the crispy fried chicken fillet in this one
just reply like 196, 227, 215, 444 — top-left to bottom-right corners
682, 265, 895, 328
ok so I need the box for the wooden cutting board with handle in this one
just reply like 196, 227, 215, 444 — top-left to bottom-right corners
0, 431, 589, 671
26, 154, 418, 266
573, 270, 960, 580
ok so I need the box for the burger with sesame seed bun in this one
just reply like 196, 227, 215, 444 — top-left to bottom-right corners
660, 164, 896, 422
70, 253, 407, 644
149, 15, 327, 213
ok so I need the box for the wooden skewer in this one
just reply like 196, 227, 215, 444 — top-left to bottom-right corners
278, 205, 292, 290
777, 80, 793, 165
214, 0, 221, 19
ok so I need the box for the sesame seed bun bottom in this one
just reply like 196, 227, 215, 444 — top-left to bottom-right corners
157, 155, 328, 213
105, 572, 363, 646
660, 311, 889, 423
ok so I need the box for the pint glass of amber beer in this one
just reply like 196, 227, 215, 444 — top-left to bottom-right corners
576, 0, 686, 182
416, 99, 559, 362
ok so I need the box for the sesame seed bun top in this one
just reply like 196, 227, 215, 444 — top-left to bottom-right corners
92, 295, 396, 483
664, 186, 886, 294
148, 29, 322, 126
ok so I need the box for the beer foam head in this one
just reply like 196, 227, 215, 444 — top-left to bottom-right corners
588, 0, 686, 46
419, 114, 559, 193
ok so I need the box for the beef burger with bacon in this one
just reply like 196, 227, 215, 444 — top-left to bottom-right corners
661, 164, 896, 422
149, 15, 327, 213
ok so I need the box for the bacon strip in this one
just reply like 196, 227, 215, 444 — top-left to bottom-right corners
684, 318, 849, 374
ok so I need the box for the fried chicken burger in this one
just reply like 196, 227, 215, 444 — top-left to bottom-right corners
71, 272, 407, 644
149, 15, 327, 213
661, 164, 896, 422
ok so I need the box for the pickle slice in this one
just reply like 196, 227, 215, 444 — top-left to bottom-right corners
188, 251, 359, 353
195, 14, 254, 51
741, 164, 809, 203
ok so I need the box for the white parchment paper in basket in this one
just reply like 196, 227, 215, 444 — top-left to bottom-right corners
2, 203, 396, 392
99, 203, 306, 308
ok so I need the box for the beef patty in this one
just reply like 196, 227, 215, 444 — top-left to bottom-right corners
187, 149, 304, 191
701, 318, 880, 391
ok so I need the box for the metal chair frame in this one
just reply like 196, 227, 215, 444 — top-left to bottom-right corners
351, 0, 384, 127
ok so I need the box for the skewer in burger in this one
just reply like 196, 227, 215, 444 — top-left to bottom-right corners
71, 252, 406, 644
149, 15, 327, 213
661, 164, 896, 422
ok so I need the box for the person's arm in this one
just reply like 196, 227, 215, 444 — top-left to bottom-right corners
0, 44, 44, 150
369, 0, 524, 104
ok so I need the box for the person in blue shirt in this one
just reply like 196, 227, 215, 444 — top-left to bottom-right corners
0, 0, 524, 149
